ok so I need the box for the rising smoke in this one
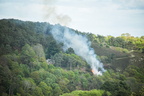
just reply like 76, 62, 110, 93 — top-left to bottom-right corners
43, 0, 71, 26
50, 24, 106, 75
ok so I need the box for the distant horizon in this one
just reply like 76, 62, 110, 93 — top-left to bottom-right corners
1, 18, 143, 38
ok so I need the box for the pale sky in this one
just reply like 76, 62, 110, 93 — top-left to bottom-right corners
0, 0, 144, 37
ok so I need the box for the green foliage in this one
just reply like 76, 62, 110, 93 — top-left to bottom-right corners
38, 82, 52, 96
114, 47, 129, 53
32, 44, 46, 61
101, 81, 131, 96
60, 89, 111, 96
46, 40, 62, 58
0, 19, 144, 96
51, 52, 88, 70
66, 47, 75, 54
86, 32, 144, 53
125, 65, 144, 83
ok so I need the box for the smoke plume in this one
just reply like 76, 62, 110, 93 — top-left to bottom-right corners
50, 25, 106, 75
43, 0, 71, 26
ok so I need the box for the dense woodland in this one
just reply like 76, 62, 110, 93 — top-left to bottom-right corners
0, 19, 144, 96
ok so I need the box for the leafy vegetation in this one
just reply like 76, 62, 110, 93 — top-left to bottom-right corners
0, 19, 144, 96
60, 89, 111, 96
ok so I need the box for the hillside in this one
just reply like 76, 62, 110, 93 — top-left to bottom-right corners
0, 19, 144, 96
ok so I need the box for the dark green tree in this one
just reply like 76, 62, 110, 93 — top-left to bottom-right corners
101, 81, 131, 96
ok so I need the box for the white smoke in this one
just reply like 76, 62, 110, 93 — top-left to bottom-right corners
43, 0, 71, 26
50, 24, 106, 75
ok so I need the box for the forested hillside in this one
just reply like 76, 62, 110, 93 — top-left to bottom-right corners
0, 19, 144, 96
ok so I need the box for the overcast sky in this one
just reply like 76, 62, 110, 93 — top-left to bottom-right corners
0, 0, 144, 37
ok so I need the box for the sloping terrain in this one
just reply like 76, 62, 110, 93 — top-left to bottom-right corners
0, 19, 144, 96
